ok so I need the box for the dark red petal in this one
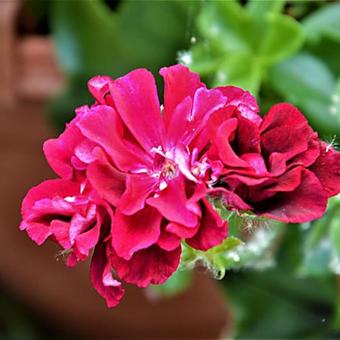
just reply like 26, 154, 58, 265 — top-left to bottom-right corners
186, 199, 227, 251
111, 245, 181, 288
261, 103, 307, 133
110, 69, 164, 152
310, 142, 340, 197
236, 113, 261, 154
90, 244, 125, 308
255, 169, 328, 223
213, 118, 249, 168
208, 187, 252, 210
111, 207, 161, 260
249, 166, 303, 202
261, 104, 313, 163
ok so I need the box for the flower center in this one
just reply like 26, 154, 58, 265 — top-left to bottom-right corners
161, 159, 178, 180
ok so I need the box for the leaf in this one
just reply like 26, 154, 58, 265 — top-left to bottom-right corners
247, 0, 285, 16
188, 0, 304, 95
330, 209, 340, 259
258, 14, 304, 64
213, 52, 263, 93
303, 3, 340, 43
306, 37, 340, 77
269, 53, 339, 137
49, 0, 197, 125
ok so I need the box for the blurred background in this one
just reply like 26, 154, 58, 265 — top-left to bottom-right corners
1, 0, 340, 338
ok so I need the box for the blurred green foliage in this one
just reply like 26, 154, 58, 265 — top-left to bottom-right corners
48, 0, 198, 128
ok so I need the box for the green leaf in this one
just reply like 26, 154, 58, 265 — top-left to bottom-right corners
257, 14, 304, 64
303, 3, 340, 43
247, 0, 285, 16
269, 53, 339, 137
49, 0, 197, 125
213, 53, 263, 93
305, 37, 340, 77
188, 0, 303, 95
330, 209, 340, 259
197, 1, 249, 55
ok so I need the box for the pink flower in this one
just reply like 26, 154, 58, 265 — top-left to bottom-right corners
22, 65, 253, 306
20, 64, 338, 308
209, 102, 340, 223
74, 65, 230, 287
20, 178, 125, 307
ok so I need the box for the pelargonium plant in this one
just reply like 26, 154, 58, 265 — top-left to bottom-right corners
20, 65, 340, 307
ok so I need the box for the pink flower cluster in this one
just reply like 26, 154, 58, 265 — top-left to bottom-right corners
20, 65, 340, 307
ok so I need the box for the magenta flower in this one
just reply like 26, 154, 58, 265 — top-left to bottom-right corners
20, 64, 339, 308
209, 102, 340, 223
21, 65, 257, 306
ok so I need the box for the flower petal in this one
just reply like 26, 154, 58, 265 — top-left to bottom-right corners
87, 75, 112, 104
90, 244, 125, 308
255, 169, 328, 223
160, 64, 203, 125
77, 105, 151, 172
111, 245, 181, 288
186, 199, 227, 251
310, 142, 340, 197
217, 86, 261, 125
119, 174, 158, 215
87, 161, 126, 207
110, 69, 164, 152
147, 177, 198, 227
111, 206, 161, 260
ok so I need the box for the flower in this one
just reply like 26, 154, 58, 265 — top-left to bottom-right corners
21, 65, 255, 306
209, 102, 340, 223
20, 64, 340, 308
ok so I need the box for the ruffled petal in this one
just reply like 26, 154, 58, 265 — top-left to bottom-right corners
111, 206, 161, 260
43, 121, 85, 179
90, 244, 125, 308
119, 174, 158, 215
147, 176, 198, 227
310, 142, 340, 197
255, 169, 328, 223
186, 199, 227, 251
217, 86, 261, 125
87, 75, 112, 104
160, 64, 203, 125
111, 245, 181, 288
87, 161, 126, 207
77, 105, 151, 172
110, 69, 164, 152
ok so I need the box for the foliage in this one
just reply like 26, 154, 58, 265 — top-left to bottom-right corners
48, 0, 198, 128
